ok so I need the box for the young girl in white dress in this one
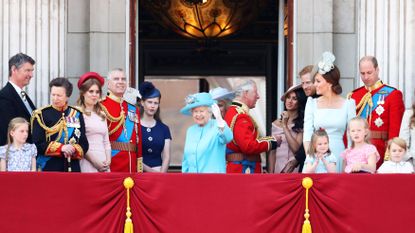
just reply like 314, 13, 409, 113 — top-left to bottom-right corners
377, 137, 414, 173
341, 117, 379, 173
0, 117, 37, 171
303, 129, 337, 173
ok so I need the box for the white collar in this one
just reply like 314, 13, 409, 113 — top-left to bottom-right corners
9, 81, 24, 94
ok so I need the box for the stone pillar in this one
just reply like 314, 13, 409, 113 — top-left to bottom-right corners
358, 0, 415, 106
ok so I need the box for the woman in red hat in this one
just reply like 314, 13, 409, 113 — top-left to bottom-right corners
77, 72, 111, 172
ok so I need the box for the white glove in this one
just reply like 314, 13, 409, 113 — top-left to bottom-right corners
211, 103, 225, 128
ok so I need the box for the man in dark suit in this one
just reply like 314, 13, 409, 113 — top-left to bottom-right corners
0, 53, 36, 145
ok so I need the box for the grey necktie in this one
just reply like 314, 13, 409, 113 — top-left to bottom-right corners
20, 91, 27, 101
20, 90, 33, 113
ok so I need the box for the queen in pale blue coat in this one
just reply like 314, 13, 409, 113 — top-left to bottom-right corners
181, 92, 233, 173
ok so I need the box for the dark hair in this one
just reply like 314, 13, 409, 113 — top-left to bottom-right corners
283, 88, 307, 133
49, 77, 73, 97
321, 65, 342, 94
77, 78, 105, 120
8, 53, 35, 77
139, 98, 162, 122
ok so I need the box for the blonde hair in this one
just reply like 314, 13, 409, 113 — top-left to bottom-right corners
5, 117, 29, 161
348, 117, 371, 148
307, 128, 331, 157
384, 137, 407, 161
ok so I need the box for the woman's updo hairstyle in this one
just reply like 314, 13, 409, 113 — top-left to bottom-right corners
322, 65, 342, 95
317, 51, 342, 95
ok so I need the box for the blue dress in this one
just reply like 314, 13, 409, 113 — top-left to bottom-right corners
304, 97, 356, 172
303, 153, 337, 173
141, 121, 171, 168
182, 119, 233, 173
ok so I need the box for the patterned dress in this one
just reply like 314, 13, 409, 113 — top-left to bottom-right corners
0, 143, 37, 171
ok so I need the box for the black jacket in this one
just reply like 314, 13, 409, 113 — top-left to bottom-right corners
0, 82, 36, 145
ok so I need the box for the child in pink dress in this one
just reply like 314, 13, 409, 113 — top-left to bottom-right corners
341, 117, 379, 173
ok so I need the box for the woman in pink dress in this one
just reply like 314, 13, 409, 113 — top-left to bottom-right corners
269, 84, 307, 173
77, 72, 111, 172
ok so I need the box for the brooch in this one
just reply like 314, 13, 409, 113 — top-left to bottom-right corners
74, 128, 81, 138
374, 117, 384, 128
375, 105, 385, 116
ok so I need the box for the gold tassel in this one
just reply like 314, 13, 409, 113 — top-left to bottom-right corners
302, 177, 313, 233
124, 177, 135, 233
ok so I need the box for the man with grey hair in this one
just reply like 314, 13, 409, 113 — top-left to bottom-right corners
0, 53, 36, 145
101, 68, 143, 173
224, 79, 280, 173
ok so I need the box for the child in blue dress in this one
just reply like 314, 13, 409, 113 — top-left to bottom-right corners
303, 129, 337, 173
0, 117, 37, 171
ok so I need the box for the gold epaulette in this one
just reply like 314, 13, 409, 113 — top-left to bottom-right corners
70, 105, 83, 113
31, 105, 66, 142
30, 105, 51, 132
257, 136, 274, 142
100, 102, 126, 136
346, 91, 353, 99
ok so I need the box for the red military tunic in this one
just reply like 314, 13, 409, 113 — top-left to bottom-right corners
224, 101, 274, 173
101, 92, 142, 173
349, 80, 405, 167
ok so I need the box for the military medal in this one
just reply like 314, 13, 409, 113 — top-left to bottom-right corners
69, 137, 76, 145
377, 94, 385, 105
374, 117, 384, 127
66, 116, 80, 128
74, 128, 81, 138
245, 167, 251, 174
375, 105, 385, 116
128, 110, 138, 123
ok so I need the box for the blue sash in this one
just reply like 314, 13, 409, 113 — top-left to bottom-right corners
111, 104, 136, 157
360, 85, 394, 119
37, 111, 80, 170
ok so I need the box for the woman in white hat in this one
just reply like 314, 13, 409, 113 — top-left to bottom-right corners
269, 84, 307, 173
209, 87, 235, 118
181, 92, 233, 173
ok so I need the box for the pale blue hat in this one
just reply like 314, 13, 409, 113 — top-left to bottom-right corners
180, 92, 215, 116
209, 87, 235, 101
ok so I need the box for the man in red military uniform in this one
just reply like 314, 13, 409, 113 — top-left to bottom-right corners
101, 68, 142, 173
224, 80, 280, 173
349, 56, 404, 167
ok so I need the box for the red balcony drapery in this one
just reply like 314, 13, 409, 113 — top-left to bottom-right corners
0, 173, 413, 233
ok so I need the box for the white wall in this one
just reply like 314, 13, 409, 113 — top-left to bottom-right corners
0, 0, 65, 107
358, 0, 415, 108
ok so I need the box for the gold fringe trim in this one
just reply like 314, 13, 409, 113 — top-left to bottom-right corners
302, 177, 313, 233
101, 103, 126, 136
124, 177, 134, 233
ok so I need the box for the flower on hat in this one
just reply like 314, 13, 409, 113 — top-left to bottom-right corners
180, 92, 214, 116
185, 94, 197, 105
317, 51, 335, 75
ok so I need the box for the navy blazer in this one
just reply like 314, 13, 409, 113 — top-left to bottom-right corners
0, 82, 36, 145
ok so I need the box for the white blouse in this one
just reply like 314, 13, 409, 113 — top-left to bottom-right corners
399, 109, 415, 160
